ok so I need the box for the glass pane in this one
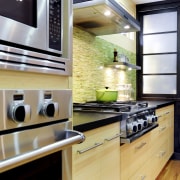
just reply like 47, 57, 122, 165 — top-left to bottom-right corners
143, 33, 177, 54
143, 75, 176, 94
0, 0, 37, 27
143, 54, 177, 74
143, 12, 177, 33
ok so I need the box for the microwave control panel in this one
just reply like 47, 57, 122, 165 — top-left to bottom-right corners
49, 0, 62, 51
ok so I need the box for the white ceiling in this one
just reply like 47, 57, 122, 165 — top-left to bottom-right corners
132, 0, 165, 4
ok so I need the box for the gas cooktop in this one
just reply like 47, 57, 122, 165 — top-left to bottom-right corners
73, 101, 158, 144
73, 101, 152, 114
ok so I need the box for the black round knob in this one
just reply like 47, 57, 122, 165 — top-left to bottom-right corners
154, 116, 158, 122
13, 105, 25, 122
152, 117, 156, 122
137, 123, 142, 131
133, 125, 138, 133
46, 103, 55, 117
41, 102, 56, 117
143, 120, 148, 127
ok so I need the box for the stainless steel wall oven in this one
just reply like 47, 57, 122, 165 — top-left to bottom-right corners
0, 0, 72, 75
0, 90, 85, 179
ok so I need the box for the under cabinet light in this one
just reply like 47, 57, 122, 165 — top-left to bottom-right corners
124, 25, 130, 29
104, 10, 111, 16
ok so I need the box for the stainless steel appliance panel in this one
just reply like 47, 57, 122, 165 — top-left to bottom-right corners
0, 89, 85, 177
0, 1, 46, 51
0, 47, 72, 75
0, 0, 61, 54
0, 120, 85, 174
0, 89, 72, 131
73, 0, 140, 35
0, 1, 72, 76
73, 101, 158, 143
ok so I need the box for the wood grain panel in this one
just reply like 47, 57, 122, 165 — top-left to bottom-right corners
0, 70, 70, 89
116, 0, 136, 17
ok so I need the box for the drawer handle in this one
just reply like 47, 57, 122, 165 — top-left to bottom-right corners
159, 126, 166, 132
165, 111, 170, 115
104, 133, 122, 141
158, 111, 170, 118
77, 142, 103, 154
160, 150, 166, 157
140, 175, 146, 180
135, 142, 147, 149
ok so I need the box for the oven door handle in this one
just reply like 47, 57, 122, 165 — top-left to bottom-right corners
0, 130, 85, 173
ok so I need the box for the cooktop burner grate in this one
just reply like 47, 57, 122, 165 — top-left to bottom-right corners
73, 101, 149, 113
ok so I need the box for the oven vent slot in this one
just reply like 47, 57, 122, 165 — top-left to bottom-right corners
0, 51, 72, 76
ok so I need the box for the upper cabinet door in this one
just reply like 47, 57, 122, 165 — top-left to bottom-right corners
143, 33, 177, 54
141, 10, 177, 95
143, 12, 177, 33
143, 54, 177, 74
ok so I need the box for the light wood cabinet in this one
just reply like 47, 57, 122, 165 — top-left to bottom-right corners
120, 104, 174, 180
155, 104, 174, 162
116, 0, 136, 17
72, 122, 121, 180
120, 131, 153, 179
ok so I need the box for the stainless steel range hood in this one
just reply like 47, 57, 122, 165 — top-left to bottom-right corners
73, 0, 140, 36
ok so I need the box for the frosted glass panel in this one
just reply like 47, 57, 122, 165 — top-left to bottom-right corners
143, 33, 177, 54
143, 75, 176, 94
143, 12, 177, 33
143, 54, 177, 74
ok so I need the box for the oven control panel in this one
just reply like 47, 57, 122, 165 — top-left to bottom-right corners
8, 93, 31, 123
40, 92, 59, 118
0, 89, 72, 131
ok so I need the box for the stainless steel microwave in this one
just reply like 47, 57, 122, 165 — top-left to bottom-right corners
0, 0, 72, 75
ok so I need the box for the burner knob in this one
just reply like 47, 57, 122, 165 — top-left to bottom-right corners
137, 122, 142, 131
9, 103, 31, 122
137, 119, 148, 128
127, 122, 138, 133
40, 101, 59, 117
147, 115, 157, 124
143, 120, 148, 127
147, 115, 152, 124
152, 115, 158, 122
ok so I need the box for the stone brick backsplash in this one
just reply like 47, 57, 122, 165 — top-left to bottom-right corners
73, 27, 137, 103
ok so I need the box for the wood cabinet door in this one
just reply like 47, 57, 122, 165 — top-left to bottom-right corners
72, 128, 102, 180
156, 105, 174, 159
72, 122, 120, 180
99, 122, 120, 180
120, 132, 152, 179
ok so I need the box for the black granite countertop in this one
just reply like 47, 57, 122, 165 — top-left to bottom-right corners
73, 100, 175, 132
73, 112, 122, 132
144, 100, 175, 108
